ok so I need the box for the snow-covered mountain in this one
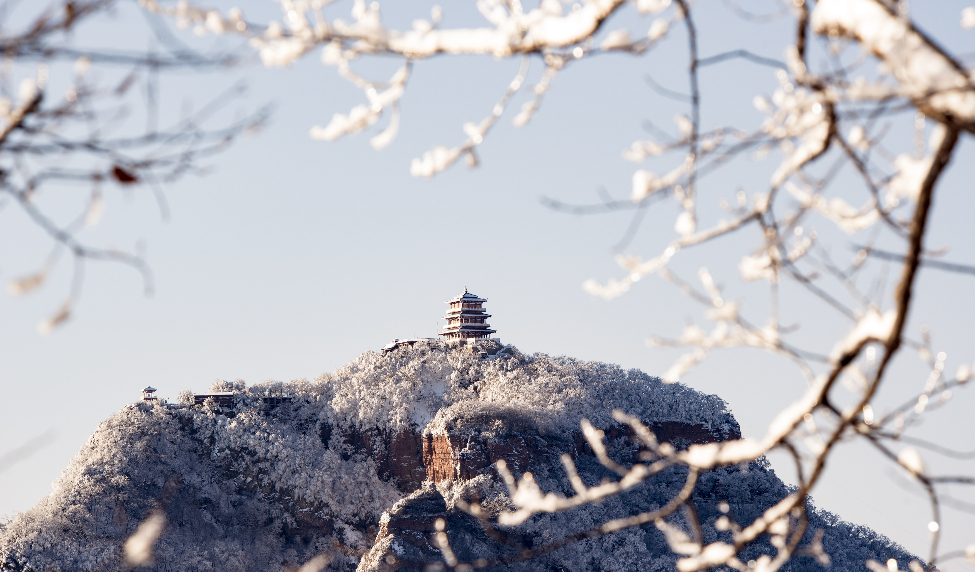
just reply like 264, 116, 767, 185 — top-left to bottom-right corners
0, 341, 913, 571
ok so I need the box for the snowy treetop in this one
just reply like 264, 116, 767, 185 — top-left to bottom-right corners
314, 342, 739, 438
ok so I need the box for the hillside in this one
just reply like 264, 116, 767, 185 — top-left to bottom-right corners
0, 341, 913, 571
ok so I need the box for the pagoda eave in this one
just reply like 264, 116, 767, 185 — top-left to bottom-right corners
445, 294, 487, 303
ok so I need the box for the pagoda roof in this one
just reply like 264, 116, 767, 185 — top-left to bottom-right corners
143, 386, 157, 392
446, 289, 487, 303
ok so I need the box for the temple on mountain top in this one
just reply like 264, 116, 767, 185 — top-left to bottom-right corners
438, 289, 497, 341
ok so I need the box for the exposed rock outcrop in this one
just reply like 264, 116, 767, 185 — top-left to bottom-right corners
357, 484, 508, 572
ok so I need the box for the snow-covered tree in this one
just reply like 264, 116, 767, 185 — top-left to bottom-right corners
177, 389, 195, 405
210, 379, 247, 393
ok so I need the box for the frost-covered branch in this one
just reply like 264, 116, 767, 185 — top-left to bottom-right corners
144, 0, 678, 176
2, 0, 268, 332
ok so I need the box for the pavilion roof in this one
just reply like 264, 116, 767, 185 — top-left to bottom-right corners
446, 289, 487, 303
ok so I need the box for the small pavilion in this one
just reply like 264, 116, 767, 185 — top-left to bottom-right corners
142, 387, 157, 401
438, 289, 497, 341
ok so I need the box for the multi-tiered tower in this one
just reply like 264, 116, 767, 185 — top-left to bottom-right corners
438, 289, 496, 341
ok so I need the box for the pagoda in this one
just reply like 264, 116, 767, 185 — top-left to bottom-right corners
438, 289, 497, 341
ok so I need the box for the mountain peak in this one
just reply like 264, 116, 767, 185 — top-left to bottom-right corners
0, 343, 912, 572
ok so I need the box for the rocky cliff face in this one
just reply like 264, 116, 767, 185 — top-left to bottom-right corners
420, 419, 731, 485
0, 342, 912, 572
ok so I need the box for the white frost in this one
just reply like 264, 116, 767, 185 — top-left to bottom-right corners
648, 19, 669, 41
829, 307, 896, 361
411, 146, 462, 178
600, 29, 631, 50
897, 446, 925, 475
785, 182, 878, 233
631, 162, 687, 202
761, 86, 830, 187
813, 0, 975, 121
677, 542, 736, 571
623, 140, 664, 162
675, 210, 696, 237
887, 125, 945, 205
123, 510, 166, 566
632, 169, 660, 202
311, 105, 379, 141
963, 7, 975, 29
848, 125, 868, 150
739, 251, 775, 282
636, 0, 671, 15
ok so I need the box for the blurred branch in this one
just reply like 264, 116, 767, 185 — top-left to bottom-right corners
0, 431, 57, 475
854, 245, 975, 276
1, 0, 267, 332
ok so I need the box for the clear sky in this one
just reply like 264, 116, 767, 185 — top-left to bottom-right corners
0, 1, 972, 568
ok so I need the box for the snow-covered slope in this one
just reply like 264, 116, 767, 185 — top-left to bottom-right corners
0, 341, 912, 572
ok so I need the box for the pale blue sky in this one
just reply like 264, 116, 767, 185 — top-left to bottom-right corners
0, 1, 972, 567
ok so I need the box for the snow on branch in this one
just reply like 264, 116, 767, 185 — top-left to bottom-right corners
812, 0, 975, 129
144, 0, 663, 175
